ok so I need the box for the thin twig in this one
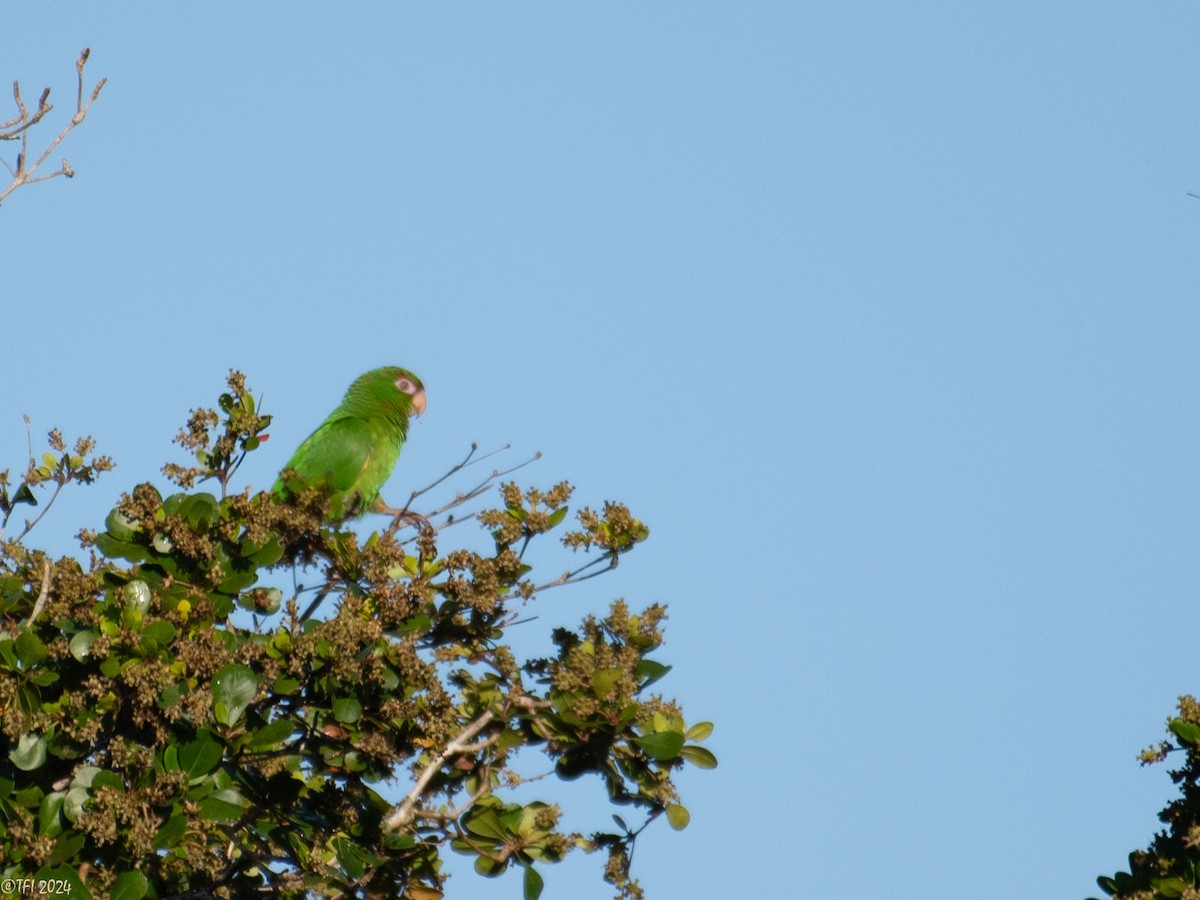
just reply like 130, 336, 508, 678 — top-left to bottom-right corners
0, 48, 106, 206
400, 443, 519, 515
533, 553, 618, 593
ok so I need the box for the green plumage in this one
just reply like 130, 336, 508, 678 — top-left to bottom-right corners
273, 367, 426, 517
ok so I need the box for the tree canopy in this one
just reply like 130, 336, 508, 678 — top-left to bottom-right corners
1091, 700, 1200, 900
0, 372, 714, 899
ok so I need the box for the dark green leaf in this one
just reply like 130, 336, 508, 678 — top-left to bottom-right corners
48, 830, 85, 868
523, 863, 545, 900
32, 866, 91, 900
635, 659, 671, 689
474, 854, 504, 877
14, 628, 48, 665
178, 731, 223, 779
198, 788, 245, 822
217, 570, 258, 595
110, 869, 149, 900
248, 718, 297, 748
155, 814, 187, 849
38, 791, 65, 836
246, 536, 284, 567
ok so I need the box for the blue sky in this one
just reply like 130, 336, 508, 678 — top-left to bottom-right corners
4, 4, 1200, 898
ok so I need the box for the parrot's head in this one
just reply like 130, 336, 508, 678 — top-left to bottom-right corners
349, 366, 426, 425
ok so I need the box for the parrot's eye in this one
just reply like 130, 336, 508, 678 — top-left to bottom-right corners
395, 377, 417, 395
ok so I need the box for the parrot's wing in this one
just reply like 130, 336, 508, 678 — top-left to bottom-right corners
280, 416, 379, 494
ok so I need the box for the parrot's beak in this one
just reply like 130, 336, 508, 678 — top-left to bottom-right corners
411, 388, 427, 418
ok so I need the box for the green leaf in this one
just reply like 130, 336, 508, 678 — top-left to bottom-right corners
62, 786, 89, 821
104, 507, 139, 540
333, 697, 363, 724
464, 807, 508, 841
547, 506, 569, 529
93, 770, 124, 792
217, 570, 258, 595
32, 865, 92, 900
110, 869, 149, 900
665, 803, 691, 831
523, 863, 545, 900
635, 659, 671, 689
1170, 718, 1200, 747
178, 731, 223, 779
679, 745, 719, 769
155, 814, 187, 849
179, 493, 220, 529
246, 536, 284, 566
141, 619, 176, 646
10, 732, 47, 771
12, 483, 37, 507
198, 788, 245, 822
38, 791, 65, 836
69, 630, 97, 662
93, 532, 147, 563
48, 830, 85, 868
248, 718, 297, 748
123, 580, 152, 613
474, 854, 504, 877
15, 628, 48, 665
212, 663, 257, 726
633, 731, 684, 761
333, 833, 382, 877
684, 721, 714, 742
591, 667, 623, 698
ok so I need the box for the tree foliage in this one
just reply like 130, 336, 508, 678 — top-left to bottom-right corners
1091, 698, 1200, 900
0, 372, 714, 899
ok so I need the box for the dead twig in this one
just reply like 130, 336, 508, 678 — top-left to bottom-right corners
0, 48, 106, 206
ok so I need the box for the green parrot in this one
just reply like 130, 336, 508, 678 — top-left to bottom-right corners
273, 366, 426, 518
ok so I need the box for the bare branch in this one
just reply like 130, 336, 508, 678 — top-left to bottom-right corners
0, 48, 106, 207
26, 559, 52, 625
385, 709, 497, 830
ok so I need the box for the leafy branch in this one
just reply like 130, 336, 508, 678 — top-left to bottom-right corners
0, 418, 113, 542
0, 373, 712, 900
